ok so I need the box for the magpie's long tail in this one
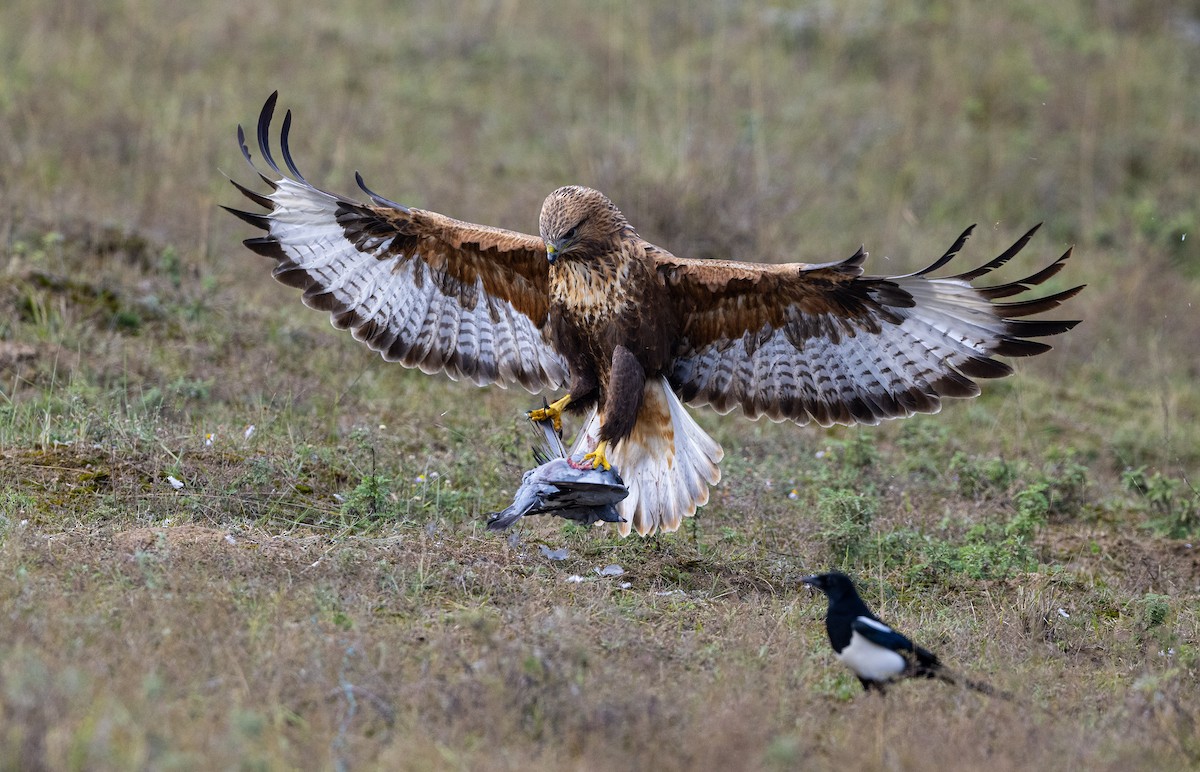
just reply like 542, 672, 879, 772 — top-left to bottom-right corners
933, 668, 1012, 700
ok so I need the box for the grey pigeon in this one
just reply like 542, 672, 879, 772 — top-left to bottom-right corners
486, 410, 628, 530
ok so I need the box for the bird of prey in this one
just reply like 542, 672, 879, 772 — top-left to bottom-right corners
802, 572, 1003, 696
225, 92, 1081, 537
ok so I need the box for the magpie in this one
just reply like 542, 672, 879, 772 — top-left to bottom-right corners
802, 572, 1003, 696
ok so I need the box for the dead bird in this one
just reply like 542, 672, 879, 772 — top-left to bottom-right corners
486, 411, 628, 530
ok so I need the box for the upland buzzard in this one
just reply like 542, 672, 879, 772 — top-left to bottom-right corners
226, 93, 1081, 536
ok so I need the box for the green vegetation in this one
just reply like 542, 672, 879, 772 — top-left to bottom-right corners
1, 0, 1198, 769
1122, 466, 1200, 539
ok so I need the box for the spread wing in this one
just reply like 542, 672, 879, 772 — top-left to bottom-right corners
223, 93, 568, 392
657, 226, 1082, 425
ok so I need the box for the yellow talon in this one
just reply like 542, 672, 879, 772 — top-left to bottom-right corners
528, 394, 572, 434
581, 440, 611, 471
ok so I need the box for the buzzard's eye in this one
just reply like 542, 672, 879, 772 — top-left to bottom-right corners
563, 225, 580, 242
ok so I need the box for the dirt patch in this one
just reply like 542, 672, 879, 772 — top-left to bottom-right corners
0, 341, 38, 369
110, 524, 324, 569
113, 524, 239, 552
1043, 525, 1200, 591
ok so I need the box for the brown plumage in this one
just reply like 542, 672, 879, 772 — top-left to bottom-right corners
225, 93, 1083, 536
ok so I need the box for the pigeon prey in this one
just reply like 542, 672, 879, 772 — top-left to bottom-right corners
486, 412, 629, 530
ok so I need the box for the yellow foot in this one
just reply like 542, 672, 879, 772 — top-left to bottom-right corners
527, 394, 572, 434
579, 440, 611, 471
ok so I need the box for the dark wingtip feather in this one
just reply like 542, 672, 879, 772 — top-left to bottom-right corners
280, 109, 309, 183
355, 172, 410, 212
993, 285, 1086, 318
257, 91, 283, 176
989, 317, 1079, 356
221, 206, 271, 230
237, 124, 253, 166
909, 224, 976, 277
895, 388, 939, 415
978, 248, 1074, 299
243, 236, 285, 260
994, 338, 1052, 357
233, 124, 277, 191
947, 223, 1042, 282
228, 178, 274, 210
931, 370, 982, 398
956, 356, 1013, 379
272, 264, 318, 290
1006, 318, 1081, 338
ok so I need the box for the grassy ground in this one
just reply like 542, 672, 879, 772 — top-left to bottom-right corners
2, 0, 1199, 769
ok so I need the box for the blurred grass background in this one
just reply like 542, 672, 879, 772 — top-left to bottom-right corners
1, 0, 1199, 769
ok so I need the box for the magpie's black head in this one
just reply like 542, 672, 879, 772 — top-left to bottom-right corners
801, 572, 860, 603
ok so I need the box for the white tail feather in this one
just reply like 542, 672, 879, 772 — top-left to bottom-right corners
569, 377, 723, 537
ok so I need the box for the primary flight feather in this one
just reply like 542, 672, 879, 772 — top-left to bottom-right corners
225, 93, 1082, 537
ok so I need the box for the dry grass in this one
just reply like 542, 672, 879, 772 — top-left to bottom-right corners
2, 0, 1199, 769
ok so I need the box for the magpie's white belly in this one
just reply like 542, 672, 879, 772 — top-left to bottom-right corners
838, 631, 907, 681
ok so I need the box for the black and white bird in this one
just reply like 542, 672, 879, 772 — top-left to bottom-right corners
802, 572, 1002, 696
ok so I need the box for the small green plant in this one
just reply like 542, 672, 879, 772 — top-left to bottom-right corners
717, 526, 748, 546
897, 486, 1047, 582
950, 452, 1022, 498
839, 432, 879, 470
816, 488, 877, 564
1137, 593, 1171, 630
1037, 450, 1092, 518
895, 420, 953, 477
1011, 483, 1051, 533
1121, 467, 1199, 538
340, 474, 395, 522
804, 433, 882, 491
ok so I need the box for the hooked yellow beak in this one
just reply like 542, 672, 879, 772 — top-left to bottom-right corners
546, 241, 560, 264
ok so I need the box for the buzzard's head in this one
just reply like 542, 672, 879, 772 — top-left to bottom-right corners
540, 186, 629, 264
